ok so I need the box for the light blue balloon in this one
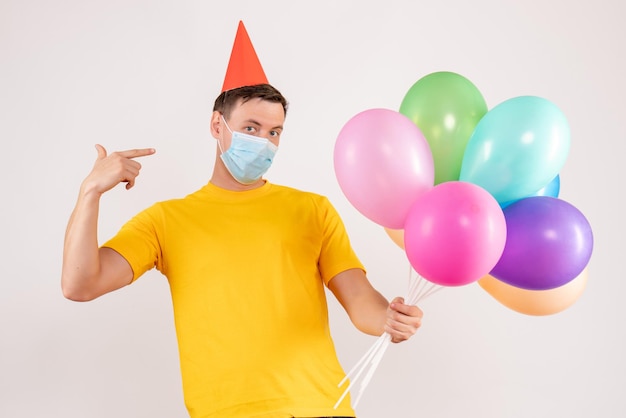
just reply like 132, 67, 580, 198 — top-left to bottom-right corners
459, 96, 570, 204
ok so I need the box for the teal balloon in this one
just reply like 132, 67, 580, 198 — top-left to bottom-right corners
460, 96, 570, 204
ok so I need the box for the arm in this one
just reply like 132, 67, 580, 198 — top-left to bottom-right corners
328, 268, 423, 343
61, 144, 155, 301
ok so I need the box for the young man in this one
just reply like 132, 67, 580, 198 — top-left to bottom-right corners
61, 22, 422, 418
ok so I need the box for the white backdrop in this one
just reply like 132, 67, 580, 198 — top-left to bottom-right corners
1, 0, 624, 417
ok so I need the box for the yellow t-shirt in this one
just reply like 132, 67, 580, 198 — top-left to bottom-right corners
103, 181, 363, 417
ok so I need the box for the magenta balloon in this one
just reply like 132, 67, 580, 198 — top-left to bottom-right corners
334, 108, 434, 229
403, 181, 507, 286
490, 196, 593, 290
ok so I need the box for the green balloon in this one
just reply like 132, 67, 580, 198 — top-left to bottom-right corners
399, 71, 487, 185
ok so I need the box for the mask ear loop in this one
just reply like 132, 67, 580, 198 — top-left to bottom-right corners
217, 114, 233, 154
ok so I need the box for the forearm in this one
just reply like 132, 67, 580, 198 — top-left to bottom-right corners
61, 187, 103, 300
328, 269, 389, 336
346, 289, 389, 336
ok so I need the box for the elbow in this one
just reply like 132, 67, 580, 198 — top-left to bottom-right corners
61, 275, 98, 302
63, 289, 96, 302
62, 285, 96, 302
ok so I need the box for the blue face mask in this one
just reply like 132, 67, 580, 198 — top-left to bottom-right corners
220, 116, 279, 185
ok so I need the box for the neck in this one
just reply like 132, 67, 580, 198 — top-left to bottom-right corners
210, 156, 266, 191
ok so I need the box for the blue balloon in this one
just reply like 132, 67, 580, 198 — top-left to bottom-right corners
535, 174, 561, 197
500, 174, 561, 208
460, 96, 570, 204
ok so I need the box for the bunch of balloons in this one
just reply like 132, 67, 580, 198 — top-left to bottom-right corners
333, 71, 593, 316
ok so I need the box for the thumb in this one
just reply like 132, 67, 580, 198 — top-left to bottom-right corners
94, 144, 107, 160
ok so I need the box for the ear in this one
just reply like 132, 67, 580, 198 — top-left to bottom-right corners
210, 111, 222, 139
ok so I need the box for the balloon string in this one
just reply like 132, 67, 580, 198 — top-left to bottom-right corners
337, 332, 386, 388
419, 283, 444, 301
334, 265, 443, 410
352, 333, 391, 408
334, 333, 388, 409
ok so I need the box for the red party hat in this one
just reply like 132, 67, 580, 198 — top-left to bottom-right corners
221, 21, 268, 92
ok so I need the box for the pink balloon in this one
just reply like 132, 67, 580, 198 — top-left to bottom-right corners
334, 108, 434, 229
404, 181, 507, 286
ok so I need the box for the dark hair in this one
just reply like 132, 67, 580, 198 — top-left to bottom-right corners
213, 84, 289, 119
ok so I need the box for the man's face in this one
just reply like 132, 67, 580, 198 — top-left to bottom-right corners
222, 98, 285, 149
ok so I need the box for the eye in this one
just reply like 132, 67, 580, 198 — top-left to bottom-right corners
244, 126, 256, 133
269, 130, 281, 138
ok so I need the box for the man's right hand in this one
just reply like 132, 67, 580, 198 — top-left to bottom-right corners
81, 144, 156, 196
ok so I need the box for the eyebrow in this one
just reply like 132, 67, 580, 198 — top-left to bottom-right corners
244, 118, 284, 131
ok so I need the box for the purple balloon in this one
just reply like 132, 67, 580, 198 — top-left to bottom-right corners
490, 196, 593, 290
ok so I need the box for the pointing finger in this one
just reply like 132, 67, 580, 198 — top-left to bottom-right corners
117, 148, 156, 159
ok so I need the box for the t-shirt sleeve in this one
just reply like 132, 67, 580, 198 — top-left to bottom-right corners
101, 204, 163, 282
316, 196, 365, 286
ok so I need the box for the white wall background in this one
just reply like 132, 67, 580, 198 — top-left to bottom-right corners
1, 0, 623, 417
